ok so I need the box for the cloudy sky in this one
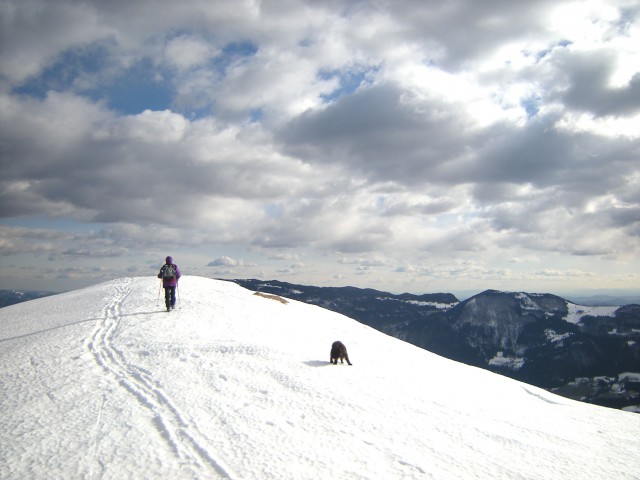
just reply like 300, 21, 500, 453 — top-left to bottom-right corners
1, 0, 639, 296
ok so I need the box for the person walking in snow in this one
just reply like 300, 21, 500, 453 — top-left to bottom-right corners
158, 256, 181, 311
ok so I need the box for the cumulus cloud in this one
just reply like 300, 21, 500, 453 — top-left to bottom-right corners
207, 256, 258, 268
1, 0, 639, 293
208, 256, 238, 267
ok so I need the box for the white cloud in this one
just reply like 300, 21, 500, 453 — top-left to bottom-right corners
1, 0, 639, 294
119, 110, 189, 144
208, 256, 238, 267
207, 256, 258, 268
163, 35, 219, 71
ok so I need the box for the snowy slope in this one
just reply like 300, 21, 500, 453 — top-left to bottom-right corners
1, 277, 639, 480
564, 302, 618, 324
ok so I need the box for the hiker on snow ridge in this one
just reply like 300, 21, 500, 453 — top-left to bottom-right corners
158, 256, 181, 311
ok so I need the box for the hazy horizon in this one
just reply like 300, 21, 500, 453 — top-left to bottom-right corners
2, 276, 639, 306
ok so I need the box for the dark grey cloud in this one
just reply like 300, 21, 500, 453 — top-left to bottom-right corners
471, 119, 639, 192
279, 81, 638, 208
550, 51, 640, 117
278, 84, 472, 186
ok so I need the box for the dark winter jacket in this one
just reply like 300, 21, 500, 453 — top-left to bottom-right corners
158, 256, 181, 287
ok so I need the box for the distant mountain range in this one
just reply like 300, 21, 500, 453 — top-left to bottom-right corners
0, 290, 55, 308
231, 279, 640, 412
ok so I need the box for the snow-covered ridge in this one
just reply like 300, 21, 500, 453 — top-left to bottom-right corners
1, 276, 639, 479
507, 291, 617, 324
564, 302, 618, 324
375, 295, 458, 310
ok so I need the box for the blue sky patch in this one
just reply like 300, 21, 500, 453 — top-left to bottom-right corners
13, 43, 175, 115
319, 66, 379, 103
98, 59, 174, 114
522, 96, 541, 118
14, 43, 110, 99
212, 41, 259, 74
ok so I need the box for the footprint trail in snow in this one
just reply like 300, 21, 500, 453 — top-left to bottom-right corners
85, 278, 234, 479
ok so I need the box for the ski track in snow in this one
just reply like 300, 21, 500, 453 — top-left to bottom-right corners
85, 278, 233, 479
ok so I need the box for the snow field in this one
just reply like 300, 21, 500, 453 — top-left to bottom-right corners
1, 276, 639, 479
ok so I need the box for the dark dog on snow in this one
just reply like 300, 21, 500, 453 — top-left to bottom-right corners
330, 341, 352, 365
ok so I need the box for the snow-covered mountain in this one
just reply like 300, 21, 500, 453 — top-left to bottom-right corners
1, 277, 639, 479
232, 280, 640, 411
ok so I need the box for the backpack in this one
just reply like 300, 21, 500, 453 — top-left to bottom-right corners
162, 264, 176, 280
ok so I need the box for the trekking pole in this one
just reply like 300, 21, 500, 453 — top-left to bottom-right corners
157, 280, 162, 306
176, 282, 181, 307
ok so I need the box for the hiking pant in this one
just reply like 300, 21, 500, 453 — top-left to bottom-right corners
164, 286, 176, 309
